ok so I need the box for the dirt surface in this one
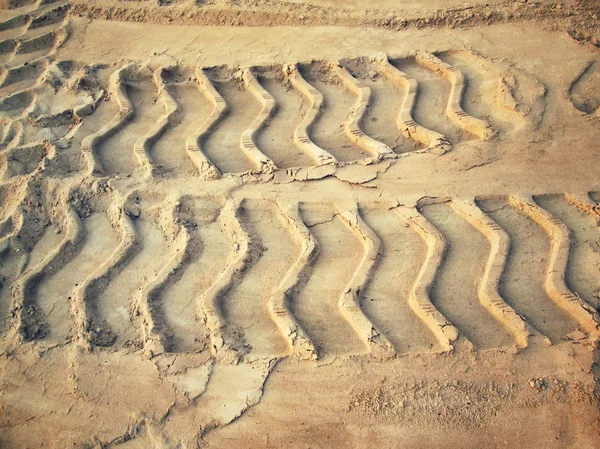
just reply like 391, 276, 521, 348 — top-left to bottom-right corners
0, 0, 600, 448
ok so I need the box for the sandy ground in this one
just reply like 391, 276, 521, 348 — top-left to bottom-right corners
0, 0, 599, 448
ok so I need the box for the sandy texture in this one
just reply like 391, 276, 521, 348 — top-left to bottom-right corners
0, 0, 600, 448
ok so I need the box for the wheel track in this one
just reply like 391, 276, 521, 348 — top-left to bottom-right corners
270, 201, 317, 360
70, 196, 137, 350
186, 67, 224, 179
437, 50, 521, 134
1, 192, 598, 355
159, 196, 226, 354
240, 69, 277, 173
221, 199, 299, 361
297, 62, 369, 163
0, 56, 46, 97
36, 210, 119, 344
477, 197, 580, 342
538, 193, 600, 312
395, 205, 460, 352
93, 193, 180, 349
359, 203, 442, 354
133, 201, 190, 356
9, 25, 68, 66
133, 66, 178, 178
94, 66, 164, 177
509, 194, 599, 339
0, 54, 530, 181
341, 56, 423, 155
566, 192, 600, 225
390, 56, 466, 146
0, 182, 57, 339
253, 66, 315, 169
198, 199, 251, 363
337, 204, 395, 358
152, 69, 211, 178
293, 202, 368, 358
9, 195, 82, 342
81, 65, 134, 177
415, 51, 496, 140
420, 201, 515, 350
332, 63, 394, 161
283, 63, 336, 166
0, 2, 68, 66
200, 68, 260, 174
451, 198, 530, 348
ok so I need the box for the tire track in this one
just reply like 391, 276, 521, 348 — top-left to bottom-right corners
538, 194, 600, 312
151, 69, 211, 178
271, 202, 317, 360
199, 199, 251, 363
254, 66, 315, 169
343, 57, 423, 154
509, 195, 599, 338
395, 206, 459, 352
438, 50, 519, 134
360, 204, 443, 354
92, 194, 175, 349
240, 69, 277, 173
332, 64, 394, 160
10, 26, 68, 67
96, 67, 163, 177
568, 61, 599, 116
477, 197, 580, 342
70, 197, 138, 350
36, 211, 119, 344
292, 203, 366, 358
201, 68, 259, 174
159, 197, 227, 354
81, 65, 133, 177
0, 184, 64, 340
451, 198, 530, 348
391, 56, 467, 145
187, 68, 224, 179
297, 62, 369, 163
420, 201, 514, 350
0, 249, 22, 337
133, 208, 189, 356
10, 199, 81, 342
221, 199, 293, 360
415, 52, 495, 140
337, 205, 395, 358
133, 66, 178, 178
284, 63, 336, 166
0, 57, 45, 97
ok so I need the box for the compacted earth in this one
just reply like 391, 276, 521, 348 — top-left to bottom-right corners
0, 0, 599, 447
